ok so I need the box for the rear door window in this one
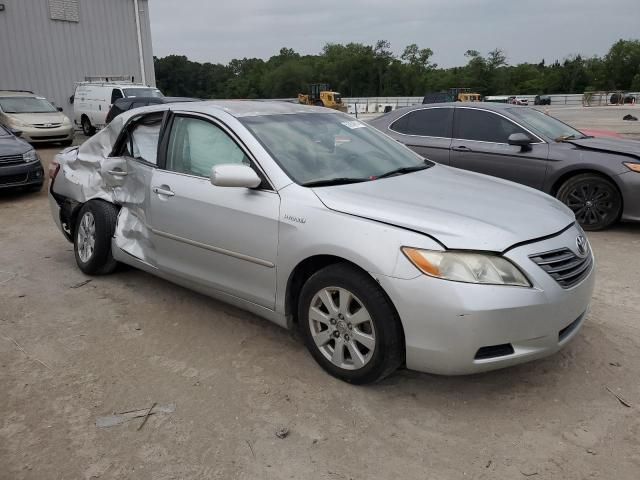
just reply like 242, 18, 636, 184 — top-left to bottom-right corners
453, 108, 529, 143
118, 113, 163, 165
390, 108, 453, 138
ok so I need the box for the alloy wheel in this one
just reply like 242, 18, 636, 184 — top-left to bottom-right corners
565, 182, 617, 227
308, 287, 376, 370
77, 212, 96, 263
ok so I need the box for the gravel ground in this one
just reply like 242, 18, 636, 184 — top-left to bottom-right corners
1, 122, 640, 479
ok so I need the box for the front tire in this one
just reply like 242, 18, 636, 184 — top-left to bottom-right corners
74, 201, 119, 275
556, 173, 622, 231
298, 264, 404, 384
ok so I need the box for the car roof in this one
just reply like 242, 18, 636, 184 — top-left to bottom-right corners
169, 100, 336, 118
397, 102, 521, 112
0, 90, 37, 98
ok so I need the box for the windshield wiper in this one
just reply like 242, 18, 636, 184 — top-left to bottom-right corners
376, 161, 431, 179
302, 177, 370, 187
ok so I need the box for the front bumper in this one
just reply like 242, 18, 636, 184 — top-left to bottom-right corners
378, 224, 595, 375
617, 170, 640, 223
0, 161, 45, 189
19, 125, 74, 144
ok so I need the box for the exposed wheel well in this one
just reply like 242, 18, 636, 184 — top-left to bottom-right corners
286, 255, 346, 321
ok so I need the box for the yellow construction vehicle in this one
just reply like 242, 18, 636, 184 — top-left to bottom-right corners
298, 83, 347, 112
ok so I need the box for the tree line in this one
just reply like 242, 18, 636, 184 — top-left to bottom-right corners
154, 39, 640, 99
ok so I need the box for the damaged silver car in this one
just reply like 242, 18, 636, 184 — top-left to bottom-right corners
49, 101, 594, 384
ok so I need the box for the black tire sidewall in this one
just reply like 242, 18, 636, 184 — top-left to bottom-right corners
73, 201, 117, 274
298, 264, 403, 384
557, 174, 621, 231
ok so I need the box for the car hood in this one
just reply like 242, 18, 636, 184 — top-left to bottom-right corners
568, 137, 640, 160
312, 165, 575, 251
0, 133, 31, 156
4, 111, 67, 125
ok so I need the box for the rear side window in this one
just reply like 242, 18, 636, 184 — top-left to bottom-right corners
165, 116, 250, 178
390, 108, 453, 138
111, 89, 124, 104
454, 108, 529, 143
119, 113, 163, 165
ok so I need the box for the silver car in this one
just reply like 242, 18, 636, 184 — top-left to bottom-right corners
49, 101, 594, 384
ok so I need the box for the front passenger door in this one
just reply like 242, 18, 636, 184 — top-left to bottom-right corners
149, 114, 280, 309
450, 107, 549, 189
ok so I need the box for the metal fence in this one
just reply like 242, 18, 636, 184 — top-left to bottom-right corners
343, 92, 640, 115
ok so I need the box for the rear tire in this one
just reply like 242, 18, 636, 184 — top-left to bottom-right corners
74, 201, 119, 275
556, 173, 622, 231
81, 116, 95, 136
298, 263, 404, 384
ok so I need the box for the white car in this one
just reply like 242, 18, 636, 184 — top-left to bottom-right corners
72, 82, 162, 136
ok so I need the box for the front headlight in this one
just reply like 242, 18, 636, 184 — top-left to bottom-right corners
9, 118, 28, 128
402, 247, 531, 287
23, 150, 39, 163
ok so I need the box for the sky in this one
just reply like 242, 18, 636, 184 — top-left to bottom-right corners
148, 0, 640, 67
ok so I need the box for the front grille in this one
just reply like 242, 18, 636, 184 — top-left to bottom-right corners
33, 123, 62, 129
0, 173, 28, 185
0, 154, 24, 166
529, 248, 592, 288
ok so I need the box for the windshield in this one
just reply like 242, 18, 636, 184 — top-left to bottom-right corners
507, 107, 585, 141
123, 88, 163, 98
0, 97, 57, 114
241, 113, 431, 185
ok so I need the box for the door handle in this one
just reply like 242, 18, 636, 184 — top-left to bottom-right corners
452, 145, 472, 152
152, 186, 175, 197
107, 169, 128, 176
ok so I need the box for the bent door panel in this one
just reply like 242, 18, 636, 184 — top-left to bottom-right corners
149, 115, 279, 309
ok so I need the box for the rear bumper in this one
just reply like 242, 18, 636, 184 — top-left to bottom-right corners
378, 224, 595, 375
21, 125, 74, 143
0, 161, 45, 189
617, 170, 640, 222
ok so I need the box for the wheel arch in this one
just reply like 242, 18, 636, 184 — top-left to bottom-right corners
285, 255, 403, 329
550, 168, 623, 200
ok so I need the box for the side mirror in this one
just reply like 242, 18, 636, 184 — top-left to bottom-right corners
210, 164, 261, 188
10, 128, 23, 138
508, 133, 532, 151
57, 107, 64, 112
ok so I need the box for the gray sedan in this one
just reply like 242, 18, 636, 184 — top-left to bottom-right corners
50, 101, 594, 384
369, 103, 640, 230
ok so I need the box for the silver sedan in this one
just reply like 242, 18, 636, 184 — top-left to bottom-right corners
49, 101, 594, 384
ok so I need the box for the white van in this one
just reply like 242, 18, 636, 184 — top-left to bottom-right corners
72, 82, 162, 135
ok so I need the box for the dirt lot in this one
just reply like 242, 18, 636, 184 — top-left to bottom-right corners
1, 134, 640, 480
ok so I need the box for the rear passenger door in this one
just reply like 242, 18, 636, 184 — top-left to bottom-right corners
387, 107, 453, 164
103, 111, 165, 265
450, 107, 549, 189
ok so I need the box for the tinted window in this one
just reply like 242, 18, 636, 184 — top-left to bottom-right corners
111, 89, 124, 103
454, 108, 528, 143
166, 117, 250, 177
390, 108, 453, 137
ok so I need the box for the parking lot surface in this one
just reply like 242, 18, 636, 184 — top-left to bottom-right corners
1, 132, 640, 479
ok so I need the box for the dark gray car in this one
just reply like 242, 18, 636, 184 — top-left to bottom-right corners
369, 103, 640, 230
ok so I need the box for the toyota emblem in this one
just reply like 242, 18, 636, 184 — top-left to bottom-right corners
576, 235, 588, 258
